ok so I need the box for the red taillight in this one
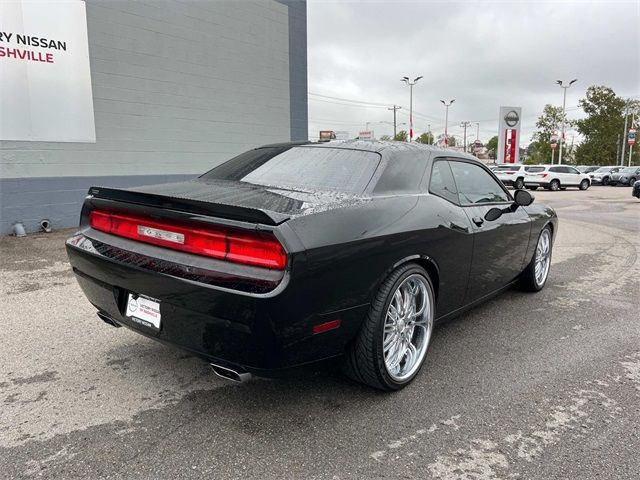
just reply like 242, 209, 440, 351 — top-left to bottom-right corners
540, 173, 549, 178
89, 210, 286, 270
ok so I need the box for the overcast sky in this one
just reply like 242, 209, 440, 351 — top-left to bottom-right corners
306, 0, 640, 145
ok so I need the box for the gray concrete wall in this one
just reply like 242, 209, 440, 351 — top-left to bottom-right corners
0, 0, 307, 234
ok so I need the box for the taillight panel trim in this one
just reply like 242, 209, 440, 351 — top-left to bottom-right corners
89, 209, 287, 270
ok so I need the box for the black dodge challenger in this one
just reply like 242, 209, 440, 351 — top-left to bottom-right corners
66, 141, 557, 390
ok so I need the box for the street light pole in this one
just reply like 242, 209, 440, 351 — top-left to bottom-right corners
556, 79, 577, 165
402, 76, 423, 142
387, 105, 401, 139
621, 100, 629, 166
440, 99, 455, 147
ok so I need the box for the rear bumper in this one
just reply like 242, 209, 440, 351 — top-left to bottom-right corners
524, 180, 551, 188
66, 233, 368, 373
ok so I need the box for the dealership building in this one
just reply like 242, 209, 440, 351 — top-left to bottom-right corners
0, 0, 307, 234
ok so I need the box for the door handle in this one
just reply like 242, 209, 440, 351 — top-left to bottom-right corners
472, 216, 484, 227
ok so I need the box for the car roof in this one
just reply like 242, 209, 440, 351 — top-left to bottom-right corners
258, 139, 480, 161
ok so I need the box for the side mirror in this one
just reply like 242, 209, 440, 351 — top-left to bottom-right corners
484, 207, 503, 222
514, 189, 534, 207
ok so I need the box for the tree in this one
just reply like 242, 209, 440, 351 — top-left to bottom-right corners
394, 130, 408, 142
415, 131, 434, 144
485, 136, 498, 159
529, 104, 569, 164
447, 136, 457, 147
379, 134, 392, 141
574, 85, 634, 166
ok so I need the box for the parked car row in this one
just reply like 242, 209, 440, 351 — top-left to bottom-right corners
493, 164, 590, 191
493, 164, 640, 190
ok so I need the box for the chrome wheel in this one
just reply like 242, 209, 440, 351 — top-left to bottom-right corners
382, 274, 433, 382
534, 229, 551, 287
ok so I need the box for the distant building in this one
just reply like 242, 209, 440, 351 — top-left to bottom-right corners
1, 0, 307, 234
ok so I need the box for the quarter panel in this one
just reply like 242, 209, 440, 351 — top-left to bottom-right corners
287, 195, 473, 320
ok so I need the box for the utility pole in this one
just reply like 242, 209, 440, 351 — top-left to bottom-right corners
460, 121, 471, 152
401, 76, 423, 142
621, 101, 629, 166
427, 124, 432, 144
475, 122, 480, 143
616, 133, 622, 162
556, 79, 577, 165
387, 105, 401, 139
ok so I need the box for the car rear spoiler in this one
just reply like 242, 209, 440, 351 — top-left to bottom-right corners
87, 186, 291, 226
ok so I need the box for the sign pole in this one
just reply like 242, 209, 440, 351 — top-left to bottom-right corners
628, 122, 636, 167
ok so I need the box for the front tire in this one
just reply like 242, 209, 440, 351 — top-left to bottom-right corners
550, 179, 560, 191
519, 226, 552, 292
579, 179, 590, 190
629, 177, 637, 186
602, 176, 610, 186
343, 263, 435, 391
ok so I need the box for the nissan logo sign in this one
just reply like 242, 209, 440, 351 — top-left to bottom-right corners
504, 110, 519, 127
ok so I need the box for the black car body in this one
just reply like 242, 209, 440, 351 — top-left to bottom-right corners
633, 180, 640, 199
66, 141, 557, 388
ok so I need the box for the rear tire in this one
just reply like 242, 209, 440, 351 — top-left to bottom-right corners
629, 177, 637, 186
550, 180, 560, 191
343, 263, 435, 391
519, 226, 553, 292
602, 176, 610, 186
579, 179, 589, 190
515, 177, 525, 190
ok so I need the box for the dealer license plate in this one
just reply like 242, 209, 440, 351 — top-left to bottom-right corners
126, 293, 161, 330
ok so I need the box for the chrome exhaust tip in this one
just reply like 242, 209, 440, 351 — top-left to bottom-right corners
209, 363, 252, 383
97, 312, 121, 328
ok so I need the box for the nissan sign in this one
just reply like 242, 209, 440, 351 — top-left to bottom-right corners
504, 110, 520, 128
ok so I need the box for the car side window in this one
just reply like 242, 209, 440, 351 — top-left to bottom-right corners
449, 161, 510, 205
429, 160, 459, 204
549, 166, 561, 173
566, 167, 580, 174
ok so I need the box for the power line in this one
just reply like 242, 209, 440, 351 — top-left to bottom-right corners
308, 92, 392, 107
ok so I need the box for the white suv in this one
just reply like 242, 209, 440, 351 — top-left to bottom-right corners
493, 164, 529, 189
524, 165, 591, 191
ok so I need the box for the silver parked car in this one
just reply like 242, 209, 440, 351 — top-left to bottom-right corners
591, 166, 625, 185
609, 166, 640, 186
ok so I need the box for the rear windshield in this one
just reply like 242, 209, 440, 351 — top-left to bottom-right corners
527, 166, 545, 173
201, 147, 381, 194
594, 167, 612, 173
495, 165, 520, 171
621, 167, 637, 173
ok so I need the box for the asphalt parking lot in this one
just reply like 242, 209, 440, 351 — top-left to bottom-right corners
1, 186, 639, 479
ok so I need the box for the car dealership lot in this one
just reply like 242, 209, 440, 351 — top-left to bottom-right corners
1, 187, 638, 479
